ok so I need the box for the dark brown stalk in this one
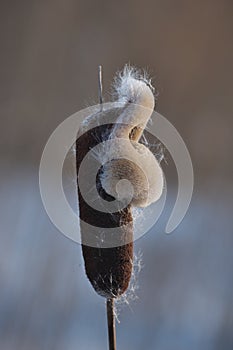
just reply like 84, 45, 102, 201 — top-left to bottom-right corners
106, 298, 116, 350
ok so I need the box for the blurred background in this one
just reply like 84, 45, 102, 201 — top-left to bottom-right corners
0, 0, 233, 349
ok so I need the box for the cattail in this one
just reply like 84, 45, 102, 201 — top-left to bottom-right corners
76, 65, 163, 349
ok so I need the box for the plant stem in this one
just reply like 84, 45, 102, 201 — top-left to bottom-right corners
98, 65, 103, 110
106, 298, 116, 350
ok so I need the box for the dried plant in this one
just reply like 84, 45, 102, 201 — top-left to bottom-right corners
76, 65, 163, 349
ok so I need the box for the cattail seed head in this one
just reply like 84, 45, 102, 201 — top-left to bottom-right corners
76, 66, 163, 298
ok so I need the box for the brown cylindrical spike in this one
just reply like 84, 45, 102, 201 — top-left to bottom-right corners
76, 123, 133, 298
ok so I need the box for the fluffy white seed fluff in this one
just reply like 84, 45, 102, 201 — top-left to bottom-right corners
100, 138, 163, 207
111, 66, 155, 139
100, 66, 163, 207
80, 65, 164, 208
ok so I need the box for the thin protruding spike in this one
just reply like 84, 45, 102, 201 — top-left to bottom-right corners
98, 65, 103, 109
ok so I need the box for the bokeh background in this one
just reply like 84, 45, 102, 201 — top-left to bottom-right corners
1, 0, 233, 349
